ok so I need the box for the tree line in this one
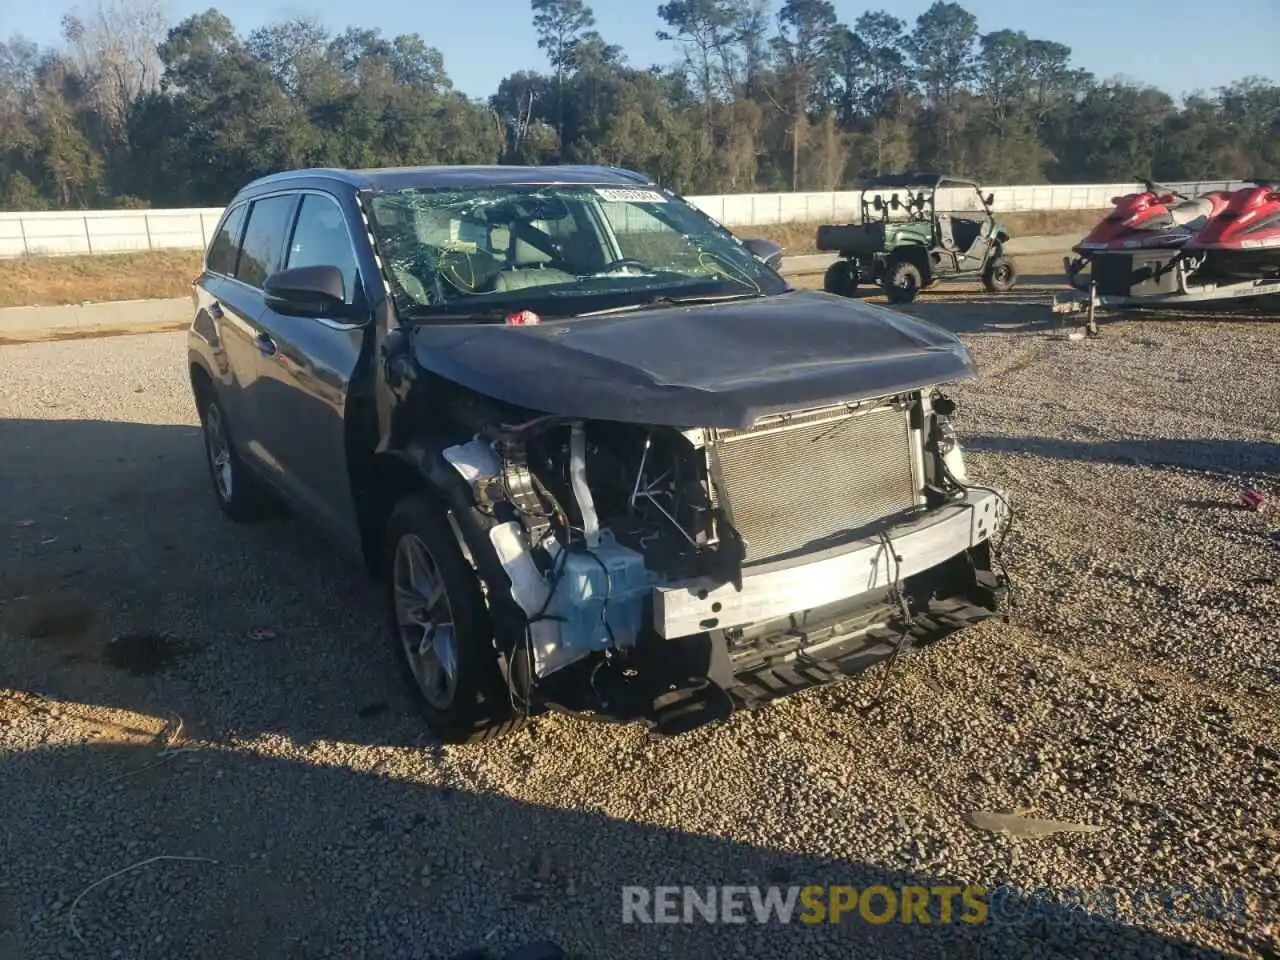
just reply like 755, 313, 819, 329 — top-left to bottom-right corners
2, 0, 1277, 210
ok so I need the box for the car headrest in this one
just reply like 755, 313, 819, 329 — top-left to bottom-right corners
512, 235, 553, 265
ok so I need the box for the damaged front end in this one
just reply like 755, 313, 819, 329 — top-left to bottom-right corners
413, 381, 1008, 730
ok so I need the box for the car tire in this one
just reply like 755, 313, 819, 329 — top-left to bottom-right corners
383, 492, 523, 744
823, 260, 858, 297
198, 392, 274, 522
884, 259, 923, 303
983, 256, 1018, 293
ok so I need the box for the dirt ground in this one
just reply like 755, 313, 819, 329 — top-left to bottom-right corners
0, 249, 203, 308
1, 261, 1277, 959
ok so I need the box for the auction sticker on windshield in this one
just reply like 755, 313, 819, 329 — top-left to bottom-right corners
595, 187, 668, 204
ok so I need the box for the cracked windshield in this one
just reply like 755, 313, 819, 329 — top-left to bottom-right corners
368, 185, 787, 315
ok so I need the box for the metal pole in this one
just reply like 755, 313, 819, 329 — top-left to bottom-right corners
84, 216, 93, 254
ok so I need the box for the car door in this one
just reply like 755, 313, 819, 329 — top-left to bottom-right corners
197, 202, 263, 445
250, 190, 369, 554
215, 192, 301, 476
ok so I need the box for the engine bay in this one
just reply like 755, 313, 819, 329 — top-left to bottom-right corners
436, 385, 968, 680
525, 422, 735, 580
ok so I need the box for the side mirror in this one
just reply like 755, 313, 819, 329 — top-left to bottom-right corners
984, 192, 995, 207
263, 265, 348, 319
742, 237, 783, 270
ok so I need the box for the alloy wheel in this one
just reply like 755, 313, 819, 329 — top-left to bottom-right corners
392, 533, 459, 711
203, 402, 233, 502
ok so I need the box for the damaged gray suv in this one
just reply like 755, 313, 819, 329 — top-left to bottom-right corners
187, 164, 1008, 743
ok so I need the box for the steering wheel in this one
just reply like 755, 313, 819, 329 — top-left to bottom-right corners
600, 257, 650, 273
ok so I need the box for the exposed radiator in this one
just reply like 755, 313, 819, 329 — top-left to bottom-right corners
708, 399, 921, 563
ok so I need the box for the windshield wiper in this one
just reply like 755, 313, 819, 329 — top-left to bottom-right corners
399, 289, 767, 324
576, 290, 766, 317
398, 307, 516, 323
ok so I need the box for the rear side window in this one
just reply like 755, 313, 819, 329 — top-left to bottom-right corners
236, 195, 298, 288
206, 203, 247, 276
286, 194, 360, 304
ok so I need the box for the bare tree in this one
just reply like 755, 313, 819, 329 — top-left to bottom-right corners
531, 0, 596, 142
771, 0, 836, 190
60, 0, 168, 143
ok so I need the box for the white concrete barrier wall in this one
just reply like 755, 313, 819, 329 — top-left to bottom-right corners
0, 208, 225, 258
0, 181, 1246, 257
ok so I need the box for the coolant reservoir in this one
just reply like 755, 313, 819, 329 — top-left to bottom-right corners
546, 532, 652, 652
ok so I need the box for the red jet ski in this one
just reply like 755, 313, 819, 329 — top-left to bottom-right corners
1182, 181, 1280, 282
1065, 178, 1233, 289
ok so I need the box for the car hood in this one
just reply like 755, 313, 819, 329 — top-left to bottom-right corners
407, 290, 975, 429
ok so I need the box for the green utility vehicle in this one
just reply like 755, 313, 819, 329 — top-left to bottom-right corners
816, 173, 1018, 303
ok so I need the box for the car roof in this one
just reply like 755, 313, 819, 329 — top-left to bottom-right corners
232, 164, 655, 199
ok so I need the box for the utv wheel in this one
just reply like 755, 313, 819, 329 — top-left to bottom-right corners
384, 493, 522, 744
884, 259, 923, 304
823, 260, 858, 297
983, 256, 1018, 293
198, 392, 273, 522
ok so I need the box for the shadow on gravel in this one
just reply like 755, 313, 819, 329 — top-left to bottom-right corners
921, 272, 1065, 294
821, 272, 1062, 301
0, 416, 430, 750
895, 278, 1062, 335
0, 415, 973, 750
1, 416, 1274, 756
966, 434, 1280, 480
1089, 296, 1280, 325
881, 277, 1279, 336
1, 418, 1270, 959
0, 738, 1261, 960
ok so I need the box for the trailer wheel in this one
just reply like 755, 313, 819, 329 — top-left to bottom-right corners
884, 259, 923, 304
823, 260, 859, 297
983, 256, 1018, 293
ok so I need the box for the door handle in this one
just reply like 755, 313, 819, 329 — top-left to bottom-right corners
256, 332, 277, 357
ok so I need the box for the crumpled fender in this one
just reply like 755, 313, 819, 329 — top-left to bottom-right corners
384, 439, 531, 660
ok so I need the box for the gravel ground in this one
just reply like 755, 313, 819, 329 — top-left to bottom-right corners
1, 258, 1277, 959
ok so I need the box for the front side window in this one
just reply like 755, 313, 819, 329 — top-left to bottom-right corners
236, 194, 298, 289
367, 184, 787, 317
206, 203, 247, 276
286, 194, 360, 304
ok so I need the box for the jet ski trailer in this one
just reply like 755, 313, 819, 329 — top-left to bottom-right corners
1064, 178, 1233, 291
1051, 180, 1280, 335
1051, 270, 1280, 336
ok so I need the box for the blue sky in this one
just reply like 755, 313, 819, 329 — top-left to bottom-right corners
5, 0, 1276, 100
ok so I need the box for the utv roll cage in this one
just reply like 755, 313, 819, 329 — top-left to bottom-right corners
859, 172, 996, 222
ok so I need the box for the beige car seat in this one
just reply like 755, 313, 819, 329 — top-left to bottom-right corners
491, 232, 575, 292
